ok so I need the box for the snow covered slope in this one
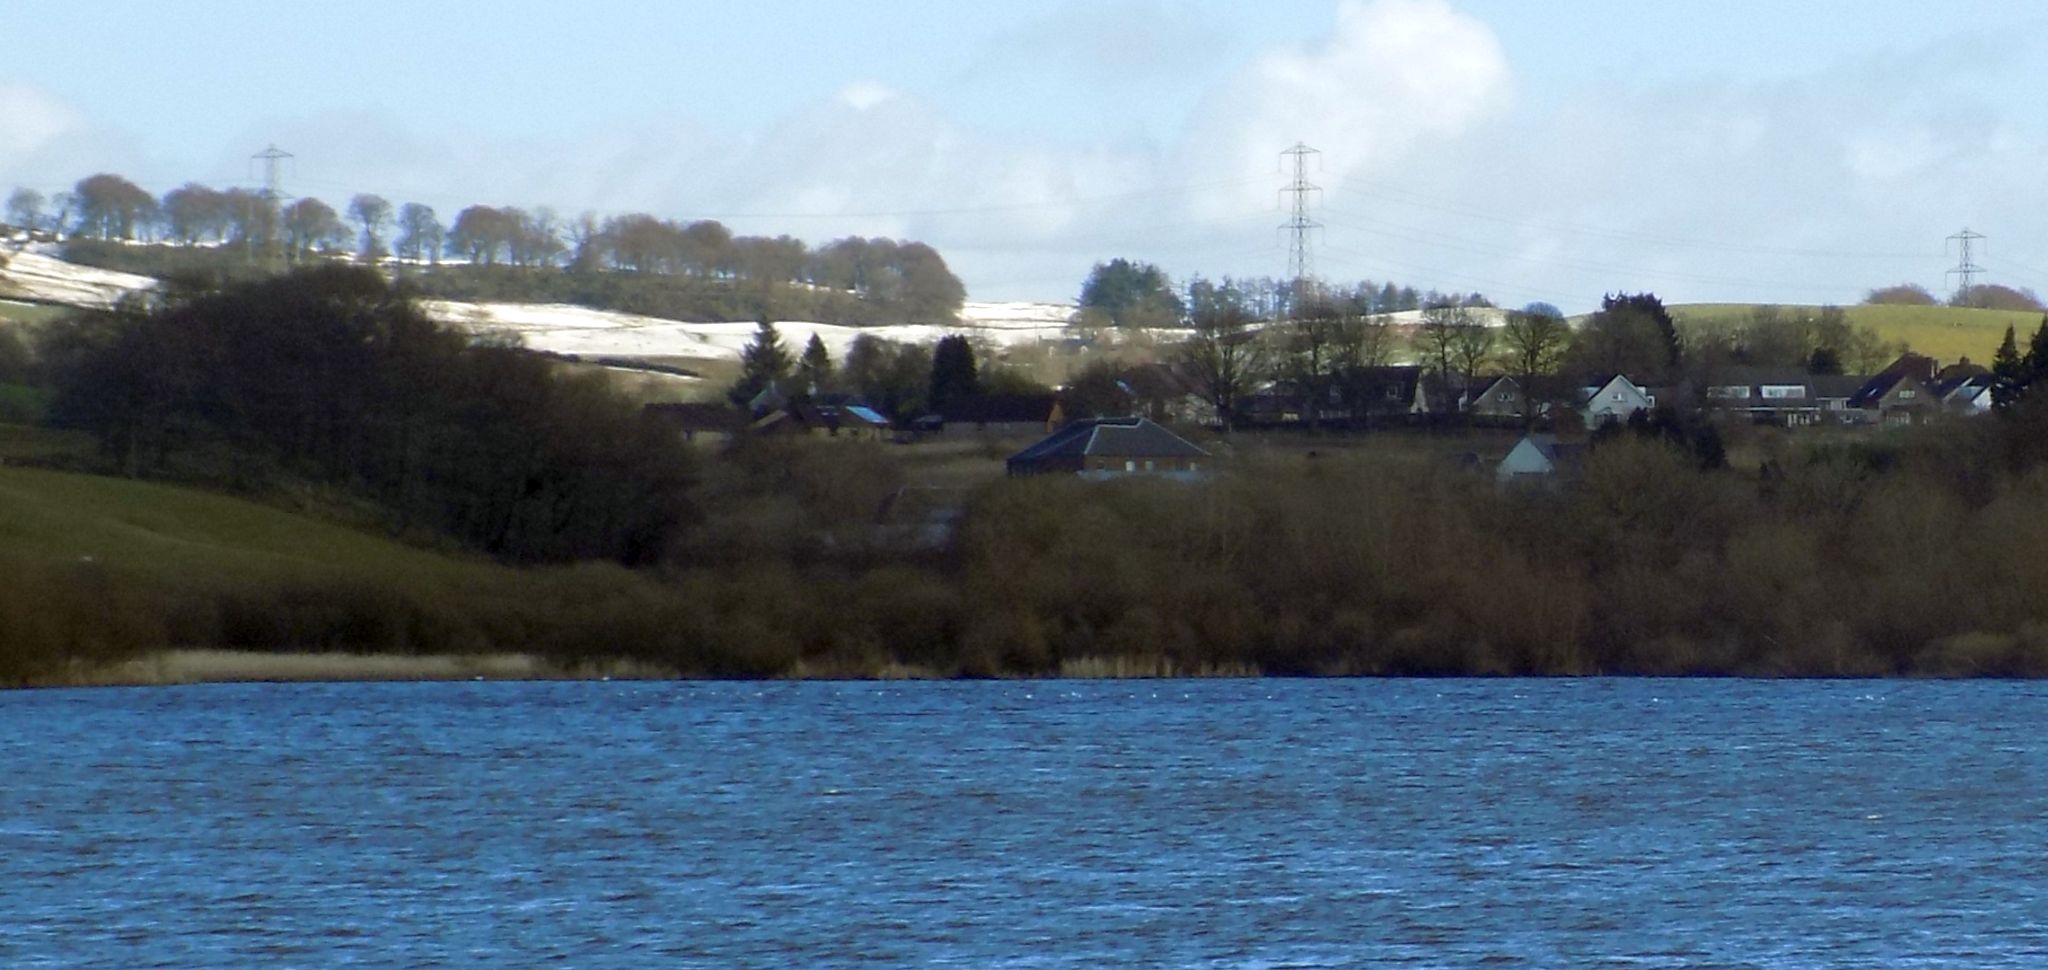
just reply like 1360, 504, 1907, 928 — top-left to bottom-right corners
418, 300, 1081, 363
0, 246, 1115, 360
0, 249, 156, 309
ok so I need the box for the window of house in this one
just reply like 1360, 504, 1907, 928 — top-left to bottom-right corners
1762, 385, 1805, 399
1144, 460, 1155, 471
1898, 389, 1916, 400
1125, 460, 1136, 472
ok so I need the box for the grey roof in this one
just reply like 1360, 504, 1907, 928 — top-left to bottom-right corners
1521, 433, 1587, 464
1849, 371, 1908, 408
1465, 375, 1510, 399
1008, 417, 1209, 463
1706, 366, 1815, 387
1933, 374, 1994, 400
1810, 374, 1868, 399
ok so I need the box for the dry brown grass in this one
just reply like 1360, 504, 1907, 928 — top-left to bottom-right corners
1055, 655, 1260, 679
37, 650, 675, 688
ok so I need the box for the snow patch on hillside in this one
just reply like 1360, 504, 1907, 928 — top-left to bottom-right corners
0, 247, 1145, 359
421, 300, 1082, 362
0, 248, 156, 309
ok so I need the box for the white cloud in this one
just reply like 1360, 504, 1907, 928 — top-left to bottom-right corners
835, 81, 898, 113
0, 84, 82, 160
1181, 0, 1512, 216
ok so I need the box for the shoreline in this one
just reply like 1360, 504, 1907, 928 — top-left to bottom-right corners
18, 651, 2017, 690
30, 650, 667, 689
21, 651, 1264, 689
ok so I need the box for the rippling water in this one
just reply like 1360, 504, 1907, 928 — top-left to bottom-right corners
4, 679, 2047, 967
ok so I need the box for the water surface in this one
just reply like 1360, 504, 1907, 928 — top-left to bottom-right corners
4, 679, 2045, 966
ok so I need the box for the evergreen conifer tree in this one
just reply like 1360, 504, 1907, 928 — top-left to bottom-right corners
2026, 317, 2048, 385
928, 335, 980, 414
730, 318, 792, 408
797, 333, 833, 394
1993, 324, 2026, 412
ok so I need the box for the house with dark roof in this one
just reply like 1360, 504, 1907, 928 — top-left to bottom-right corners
1810, 374, 1866, 420
753, 400, 894, 440
1703, 367, 1827, 426
1463, 375, 1527, 418
1934, 373, 1996, 415
1338, 365, 1433, 421
1006, 417, 1211, 479
935, 393, 1064, 436
1849, 357, 1941, 426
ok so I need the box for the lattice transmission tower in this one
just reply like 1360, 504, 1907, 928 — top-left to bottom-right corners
249, 144, 294, 266
1280, 142, 1323, 317
1946, 227, 1986, 302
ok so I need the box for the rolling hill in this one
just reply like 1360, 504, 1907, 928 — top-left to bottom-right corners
1672, 303, 2044, 367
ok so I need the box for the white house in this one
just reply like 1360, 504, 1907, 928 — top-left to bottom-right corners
1581, 375, 1654, 429
1497, 433, 1588, 482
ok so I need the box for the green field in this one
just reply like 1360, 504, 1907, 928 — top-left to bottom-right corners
0, 463, 516, 590
1672, 303, 2044, 367
0, 460, 683, 684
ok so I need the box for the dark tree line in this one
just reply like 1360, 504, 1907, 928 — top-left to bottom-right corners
1077, 258, 1468, 330
1991, 318, 2048, 411
725, 321, 1000, 421
39, 267, 696, 565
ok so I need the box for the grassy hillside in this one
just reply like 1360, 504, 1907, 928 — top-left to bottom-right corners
1673, 303, 2043, 366
0, 461, 682, 684
0, 464, 516, 589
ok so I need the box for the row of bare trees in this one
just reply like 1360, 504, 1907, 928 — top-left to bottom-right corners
7, 175, 967, 320
1175, 275, 1570, 429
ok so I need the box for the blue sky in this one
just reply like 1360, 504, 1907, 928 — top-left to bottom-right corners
4, 0, 2046, 309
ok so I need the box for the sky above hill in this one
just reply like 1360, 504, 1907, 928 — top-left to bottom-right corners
4, 0, 2046, 310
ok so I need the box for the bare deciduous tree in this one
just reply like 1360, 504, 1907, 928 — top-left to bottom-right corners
348, 194, 393, 262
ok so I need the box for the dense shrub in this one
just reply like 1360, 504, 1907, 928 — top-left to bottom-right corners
38, 266, 695, 565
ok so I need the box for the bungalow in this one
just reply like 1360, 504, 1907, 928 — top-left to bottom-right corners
1580, 374, 1655, 429
1704, 367, 1823, 426
936, 393, 1064, 436
1344, 365, 1433, 420
1006, 417, 1210, 479
1497, 433, 1588, 483
753, 401, 894, 440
